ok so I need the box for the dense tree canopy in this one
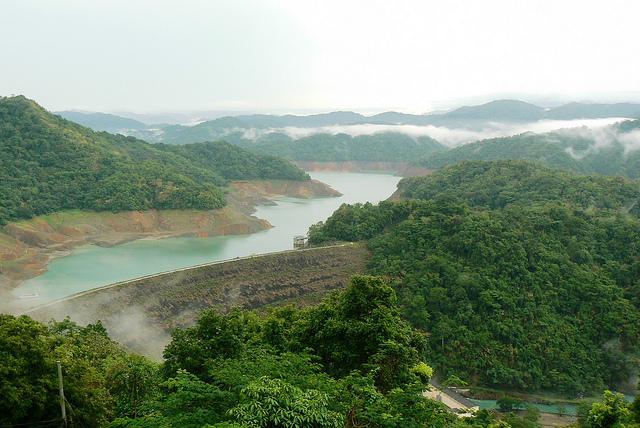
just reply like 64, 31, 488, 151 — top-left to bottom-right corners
0, 315, 160, 427
1, 276, 514, 427
399, 160, 640, 214
420, 120, 640, 179
309, 161, 640, 394
0, 96, 308, 225
233, 132, 446, 163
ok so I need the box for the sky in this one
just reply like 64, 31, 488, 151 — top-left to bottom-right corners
1, 0, 639, 113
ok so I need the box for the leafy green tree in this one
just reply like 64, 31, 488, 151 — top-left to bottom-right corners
163, 309, 257, 379
442, 374, 468, 388
586, 391, 634, 428
0, 315, 57, 425
497, 397, 526, 413
105, 354, 161, 418
295, 275, 426, 392
227, 376, 342, 428
631, 392, 640, 423
110, 370, 234, 428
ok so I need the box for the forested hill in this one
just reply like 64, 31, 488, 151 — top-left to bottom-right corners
309, 160, 640, 394
421, 120, 640, 178
235, 132, 447, 162
0, 96, 308, 225
399, 160, 640, 214
55, 110, 148, 133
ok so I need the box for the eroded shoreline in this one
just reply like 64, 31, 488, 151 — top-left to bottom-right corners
0, 179, 340, 299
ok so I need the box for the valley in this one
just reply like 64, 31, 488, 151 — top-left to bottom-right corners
3, 171, 400, 309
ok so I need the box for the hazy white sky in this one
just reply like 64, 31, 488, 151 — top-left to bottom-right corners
1, 0, 639, 113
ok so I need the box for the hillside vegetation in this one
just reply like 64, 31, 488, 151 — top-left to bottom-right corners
309, 161, 640, 394
237, 132, 447, 162
422, 120, 640, 178
0, 96, 308, 225
56, 110, 148, 133
2, 276, 522, 428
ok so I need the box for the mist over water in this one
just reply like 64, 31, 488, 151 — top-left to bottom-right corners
12, 171, 400, 306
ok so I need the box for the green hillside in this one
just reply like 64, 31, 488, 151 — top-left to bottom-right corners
237, 132, 447, 162
400, 160, 640, 214
0, 96, 308, 225
309, 161, 640, 394
421, 120, 640, 178
55, 110, 148, 132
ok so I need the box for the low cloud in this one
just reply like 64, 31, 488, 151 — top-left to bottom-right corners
619, 130, 640, 154
238, 117, 629, 147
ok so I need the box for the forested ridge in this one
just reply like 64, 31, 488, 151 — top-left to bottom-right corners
153, 129, 447, 163
310, 161, 640, 395
236, 132, 447, 162
0, 96, 308, 225
150, 118, 640, 178
420, 120, 640, 179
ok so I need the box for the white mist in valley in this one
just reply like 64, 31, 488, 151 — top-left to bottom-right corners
235, 117, 630, 147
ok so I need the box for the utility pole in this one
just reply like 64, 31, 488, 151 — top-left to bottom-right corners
57, 361, 67, 427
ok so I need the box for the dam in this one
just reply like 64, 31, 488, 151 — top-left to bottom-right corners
27, 244, 369, 357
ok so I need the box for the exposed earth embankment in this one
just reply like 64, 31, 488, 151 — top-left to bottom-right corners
294, 160, 432, 176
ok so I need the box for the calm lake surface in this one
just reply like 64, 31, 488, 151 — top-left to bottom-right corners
12, 171, 400, 304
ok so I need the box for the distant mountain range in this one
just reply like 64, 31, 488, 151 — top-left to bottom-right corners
56, 99, 640, 145
50, 100, 640, 179
56, 111, 149, 133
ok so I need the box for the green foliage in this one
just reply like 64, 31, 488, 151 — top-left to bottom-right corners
0, 315, 159, 427
442, 375, 468, 388
0, 96, 308, 225
152, 276, 495, 427
585, 391, 636, 428
293, 276, 426, 392
235, 132, 447, 163
339, 372, 459, 428
411, 362, 434, 384
163, 309, 258, 379
161, 140, 309, 181
420, 121, 640, 179
3, 276, 503, 427
632, 390, 640, 423
0, 314, 57, 425
309, 161, 640, 394
227, 376, 343, 427
496, 397, 526, 412
109, 370, 234, 428
105, 354, 161, 418
399, 160, 640, 213
501, 406, 541, 428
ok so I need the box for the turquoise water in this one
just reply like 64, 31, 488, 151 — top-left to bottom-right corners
472, 394, 636, 415
471, 399, 578, 416
12, 171, 400, 305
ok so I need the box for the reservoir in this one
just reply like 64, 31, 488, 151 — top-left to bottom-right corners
12, 171, 400, 304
